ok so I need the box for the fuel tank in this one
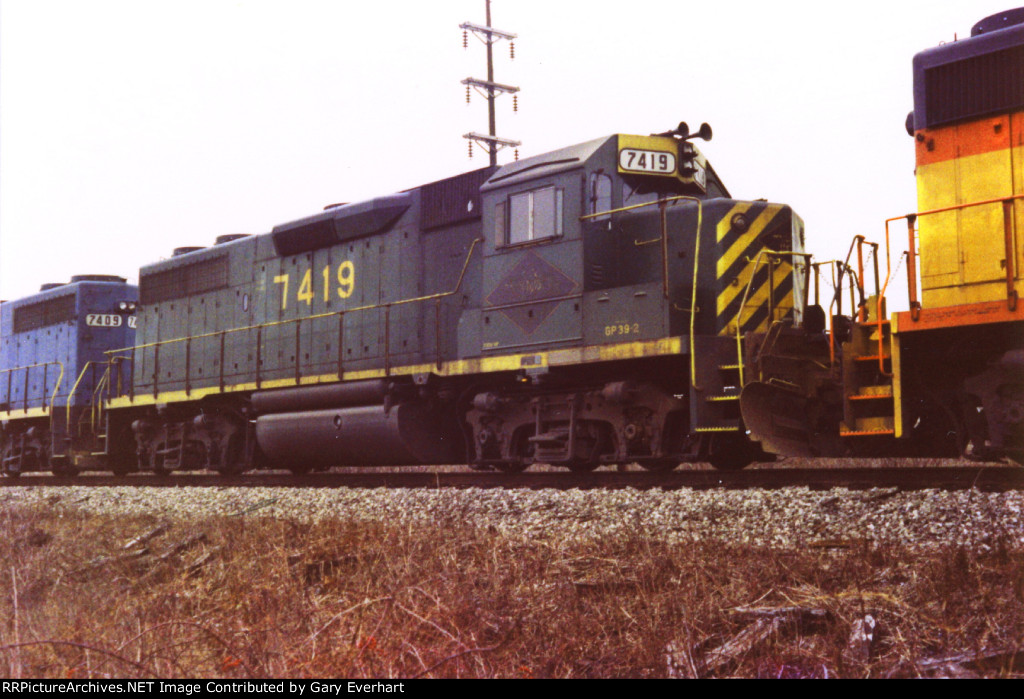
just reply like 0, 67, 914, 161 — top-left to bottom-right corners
255, 402, 461, 467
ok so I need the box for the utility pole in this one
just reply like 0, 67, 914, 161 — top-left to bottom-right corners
461, 0, 520, 165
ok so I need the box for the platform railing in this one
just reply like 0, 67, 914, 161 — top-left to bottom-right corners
0, 361, 65, 416
104, 238, 484, 400
864, 193, 1024, 376
731, 250, 814, 385
846, 234, 891, 376
884, 193, 1023, 320
796, 258, 858, 371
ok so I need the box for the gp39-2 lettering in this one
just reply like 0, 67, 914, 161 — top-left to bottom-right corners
604, 323, 641, 337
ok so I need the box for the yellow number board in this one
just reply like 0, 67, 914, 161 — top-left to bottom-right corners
617, 134, 708, 192
617, 135, 680, 178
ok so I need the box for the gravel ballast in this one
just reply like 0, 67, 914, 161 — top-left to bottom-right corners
3, 485, 1023, 549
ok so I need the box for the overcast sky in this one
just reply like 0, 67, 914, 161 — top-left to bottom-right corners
0, 0, 1015, 307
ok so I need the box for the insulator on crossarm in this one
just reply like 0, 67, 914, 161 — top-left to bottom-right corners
463, 30, 468, 49
510, 41, 515, 59
468, 141, 473, 159
513, 94, 518, 112
466, 85, 471, 104
514, 148, 519, 161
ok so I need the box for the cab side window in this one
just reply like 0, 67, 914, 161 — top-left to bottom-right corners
588, 172, 612, 221
505, 186, 563, 245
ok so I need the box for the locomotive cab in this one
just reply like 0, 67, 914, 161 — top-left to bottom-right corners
469, 125, 797, 357
465, 126, 807, 470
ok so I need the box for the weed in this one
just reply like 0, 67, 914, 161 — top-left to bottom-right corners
0, 505, 1021, 678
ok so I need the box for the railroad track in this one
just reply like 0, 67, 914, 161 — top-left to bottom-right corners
3, 465, 1022, 491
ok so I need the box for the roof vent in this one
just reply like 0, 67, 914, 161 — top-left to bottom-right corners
40, 283, 65, 291
215, 234, 250, 245
173, 246, 205, 257
70, 275, 127, 283
271, 193, 412, 256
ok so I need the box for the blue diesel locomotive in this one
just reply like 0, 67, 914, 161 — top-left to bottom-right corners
0, 276, 137, 475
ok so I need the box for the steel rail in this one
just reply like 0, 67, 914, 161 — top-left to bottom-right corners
3, 465, 1022, 492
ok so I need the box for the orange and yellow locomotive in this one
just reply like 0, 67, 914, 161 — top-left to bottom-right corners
742, 8, 1024, 462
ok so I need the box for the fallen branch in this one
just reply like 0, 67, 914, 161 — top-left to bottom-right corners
702, 617, 784, 675
729, 605, 830, 624
669, 605, 834, 678
157, 534, 208, 562
917, 647, 1024, 675
185, 550, 219, 577
122, 524, 170, 551
70, 548, 150, 578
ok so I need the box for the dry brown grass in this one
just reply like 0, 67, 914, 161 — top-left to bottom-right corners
1, 505, 1022, 678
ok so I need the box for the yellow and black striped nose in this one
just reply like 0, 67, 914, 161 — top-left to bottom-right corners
715, 202, 795, 336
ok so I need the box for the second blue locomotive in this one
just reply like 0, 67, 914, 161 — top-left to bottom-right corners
0, 276, 137, 475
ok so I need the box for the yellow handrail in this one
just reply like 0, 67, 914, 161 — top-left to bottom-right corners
0, 361, 64, 416
884, 193, 1023, 319
732, 250, 813, 386
106, 237, 485, 357
104, 238, 485, 398
580, 194, 706, 390
66, 361, 104, 430
89, 365, 115, 432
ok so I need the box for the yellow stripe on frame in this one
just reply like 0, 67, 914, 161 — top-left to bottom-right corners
0, 406, 52, 421
105, 337, 687, 410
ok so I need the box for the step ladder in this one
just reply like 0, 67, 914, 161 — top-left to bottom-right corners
695, 359, 744, 435
839, 296, 896, 439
